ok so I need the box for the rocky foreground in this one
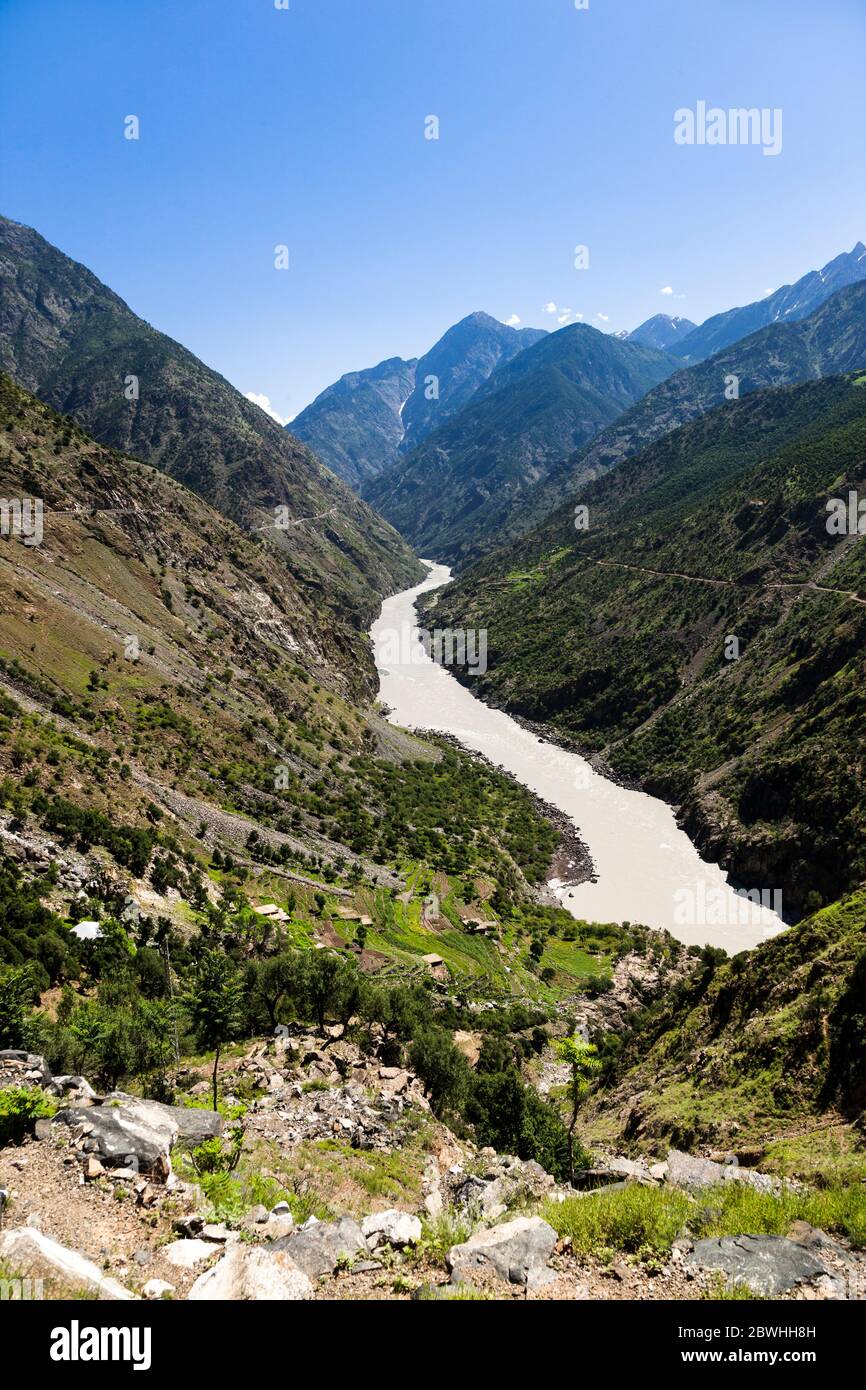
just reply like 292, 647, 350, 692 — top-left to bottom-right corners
1, 1045, 863, 1302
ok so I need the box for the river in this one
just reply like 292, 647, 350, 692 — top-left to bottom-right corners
371, 562, 785, 952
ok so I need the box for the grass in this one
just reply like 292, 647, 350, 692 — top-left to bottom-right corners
542, 1185, 692, 1260
542, 1179, 866, 1264
691, 1183, 866, 1250
412, 1211, 478, 1266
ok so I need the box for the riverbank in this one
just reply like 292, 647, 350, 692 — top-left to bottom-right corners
371, 563, 786, 952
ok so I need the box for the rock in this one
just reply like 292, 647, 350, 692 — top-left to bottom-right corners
0, 1050, 52, 1086
270, 1200, 291, 1216
0, 1228, 135, 1300
200, 1223, 231, 1243
271, 1216, 369, 1280
360, 1210, 422, 1249
48, 1075, 98, 1103
424, 1189, 443, 1219
53, 1096, 223, 1174
83, 1155, 105, 1181
143, 1279, 175, 1300
173, 1215, 205, 1237
245, 1205, 270, 1226
447, 1216, 558, 1291
666, 1149, 780, 1195
262, 1214, 295, 1240
686, 1235, 843, 1298
163, 1239, 220, 1270
605, 1156, 656, 1183
188, 1245, 313, 1301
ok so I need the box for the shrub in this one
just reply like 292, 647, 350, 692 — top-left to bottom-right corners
0, 1086, 57, 1145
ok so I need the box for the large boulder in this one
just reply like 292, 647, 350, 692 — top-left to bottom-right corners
666, 1150, 780, 1196
52, 1095, 223, 1174
271, 1216, 369, 1280
0, 1228, 135, 1300
448, 1216, 558, 1291
686, 1235, 843, 1298
188, 1245, 313, 1301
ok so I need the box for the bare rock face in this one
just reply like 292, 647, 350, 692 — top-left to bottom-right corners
52, 1095, 224, 1175
447, 1215, 558, 1291
686, 1235, 843, 1298
270, 1216, 370, 1280
665, 1149, 781, 1196
188, 1245, 313, 1301
0, 1228, 136, 1300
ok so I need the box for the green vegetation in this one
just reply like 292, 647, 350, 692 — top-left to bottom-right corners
581, 890, 866, 1167
430, 371, 866, 914
0, 1085, 57, 1145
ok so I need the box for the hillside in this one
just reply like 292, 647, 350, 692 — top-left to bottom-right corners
291, 312, 546, 486
512, 280, 866, 540
0, 215, 422, 645
288, 356, 417, 488
581, 889, 866, 1177
363, 324, 676, 567
673, 241, 866, 364
425, 372, 866, 916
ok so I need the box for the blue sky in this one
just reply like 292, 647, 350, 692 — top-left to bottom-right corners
2, 0, 865, 420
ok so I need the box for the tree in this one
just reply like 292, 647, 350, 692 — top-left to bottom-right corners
183, 949, 245, 1110
247, 953, 300, 1030
409, 1028, 470, 1118
291, 951, 356, 1034
555, 1037, 601, 1186
0, 963, 39, 1048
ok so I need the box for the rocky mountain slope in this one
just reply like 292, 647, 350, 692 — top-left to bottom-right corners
509, 279, 866, 544
0, 215, 421, 640
582, 888, 866, 1179
628, 314, 697, 351
287, 356, 418, 489
399, 311, 547, 455
363, 325, 677, 567
425, 371, 866, 915
673, 242, 866, 364
291, 312, 546, 486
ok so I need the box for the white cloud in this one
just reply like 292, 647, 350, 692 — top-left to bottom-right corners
543, 302, 558, 315
596, 312, 609, 322
660, 285, 674, 296
505, 313, 521, 327
245, 392, 289, 426
557, 313, 570, 326
764, 287, 775, 296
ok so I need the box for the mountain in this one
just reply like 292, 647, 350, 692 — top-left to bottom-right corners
426, 370, 866, 917
399, 311, 547, 454
673, 241, 866, 364
290, 311, 546, 487
628, 314, 697, 351
362, 324, 678, 567
0, 215, 422, 640
516, 279, 866, 533
287, 356, 417, 489
582, 888, 866, 1170
0, 371, 585, 980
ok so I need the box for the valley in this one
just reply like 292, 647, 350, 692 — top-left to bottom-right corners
1, 57, 865, 1315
